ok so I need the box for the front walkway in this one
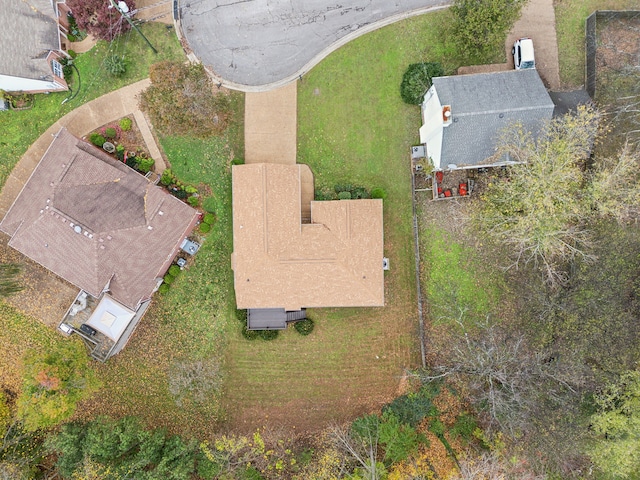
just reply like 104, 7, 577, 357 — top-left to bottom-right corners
0, 79, 166, 220
244, 83, 298, 165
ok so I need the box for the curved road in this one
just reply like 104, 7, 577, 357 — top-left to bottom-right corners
178, 0, 450, 91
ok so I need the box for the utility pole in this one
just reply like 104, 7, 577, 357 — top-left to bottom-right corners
109, 0, 157, 54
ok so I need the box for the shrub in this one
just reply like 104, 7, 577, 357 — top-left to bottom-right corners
259, 330, 279, 341
351, 186, 370, 199
241, 326, 259, 340
104, 127, 117, 139
199, 222, 211, 233
59, 57, 73, 78
115, 145, 125, 161
187, 196, 199, 207
88, 133, 105, 147
105, 54, 126, 77
231, 158, 244, 165
203, 213, 216, 225
158, 284, 170, 294
125, 155, 138, 169
185, 185, 198, 194
119, 117, 132, 131
400, 62, 444, 105
163, 273, 174, 285
293, 318, 314, 336
168, 265, 181, 277
338, 191, 352, 200
160, 169, 174, 186
371, 188, 387, 199
136, 157, 154, 173
172, 189, 188, 200
334, 184, 354, 194
236, 309, 248, 324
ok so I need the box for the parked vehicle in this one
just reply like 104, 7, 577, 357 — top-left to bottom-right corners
512, 38, 536, 70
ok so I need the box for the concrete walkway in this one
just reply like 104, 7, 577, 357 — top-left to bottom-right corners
0, 79, 166, 220
244, 83, 298, 165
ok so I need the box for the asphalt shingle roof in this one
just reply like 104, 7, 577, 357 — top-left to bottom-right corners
0, 0, 59, 81
433, 69, 555, 167
0, 129, 199, 310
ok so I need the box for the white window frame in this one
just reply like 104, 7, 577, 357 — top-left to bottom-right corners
51, 59, 64, 78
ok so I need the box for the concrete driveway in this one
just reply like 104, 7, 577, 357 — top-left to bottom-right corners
177, 0, 450, 91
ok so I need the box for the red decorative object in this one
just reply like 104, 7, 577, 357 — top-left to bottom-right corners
459, 182, 468, 196
435, 171, 444, 183
437, 186, 443, 195
444, 189, 452, 197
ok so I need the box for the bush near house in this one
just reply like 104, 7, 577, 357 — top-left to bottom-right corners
293, 318, 314, 335
88, 133, 105, 147
400, 62, 444, 105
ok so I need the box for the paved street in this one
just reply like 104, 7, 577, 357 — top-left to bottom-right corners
178, 0, 450, 90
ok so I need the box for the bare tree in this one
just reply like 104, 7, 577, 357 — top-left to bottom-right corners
418, 313, 584, 437
475, 106, 601, 286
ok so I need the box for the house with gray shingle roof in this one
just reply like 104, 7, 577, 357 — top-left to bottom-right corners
0, 128, 199, 360
0, 0, 68, 94
419, 69, 554, 170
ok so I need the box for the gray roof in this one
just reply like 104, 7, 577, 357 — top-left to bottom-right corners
434, 69, 555, 167
0, 0, 59, 80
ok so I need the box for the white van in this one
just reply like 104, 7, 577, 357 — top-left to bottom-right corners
512, 38, 536, 70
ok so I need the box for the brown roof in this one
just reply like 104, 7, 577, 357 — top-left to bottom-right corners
0, 128, 199, 310
231, 163, 384, 311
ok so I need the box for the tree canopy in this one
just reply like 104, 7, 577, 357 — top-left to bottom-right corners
66, 0, 136, 41
475, 106, 624, 285
17, 341, 100, 431
450, 0, 527, 63
139, 61, 232, 138
589, 371, 640, 479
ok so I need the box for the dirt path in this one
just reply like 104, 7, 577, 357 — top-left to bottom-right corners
506, 0, 561, 89
244, 83, 298, 165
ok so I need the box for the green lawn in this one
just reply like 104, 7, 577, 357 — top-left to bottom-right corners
0, 22, 184, 186
554, 0, 638, 87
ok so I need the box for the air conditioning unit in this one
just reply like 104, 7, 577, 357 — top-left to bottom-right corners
411, 145, 426, 159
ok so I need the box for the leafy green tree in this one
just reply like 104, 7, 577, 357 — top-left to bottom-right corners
400, 62, 444, 105
0, 264, 22, 298
17, 341, 100, 431
589, 371, 640, 479
450, 0, 527, 63
378, 412, 422, 464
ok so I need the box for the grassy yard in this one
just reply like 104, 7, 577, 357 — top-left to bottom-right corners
554, 0, 638, 87
220, 12, 457, 434
0, 22, 183, 186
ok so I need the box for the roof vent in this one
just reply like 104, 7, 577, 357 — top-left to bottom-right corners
442, 105, 452, 126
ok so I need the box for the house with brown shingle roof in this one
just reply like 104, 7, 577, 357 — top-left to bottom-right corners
0, 128, 199, 360
231, 163, 384, 330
